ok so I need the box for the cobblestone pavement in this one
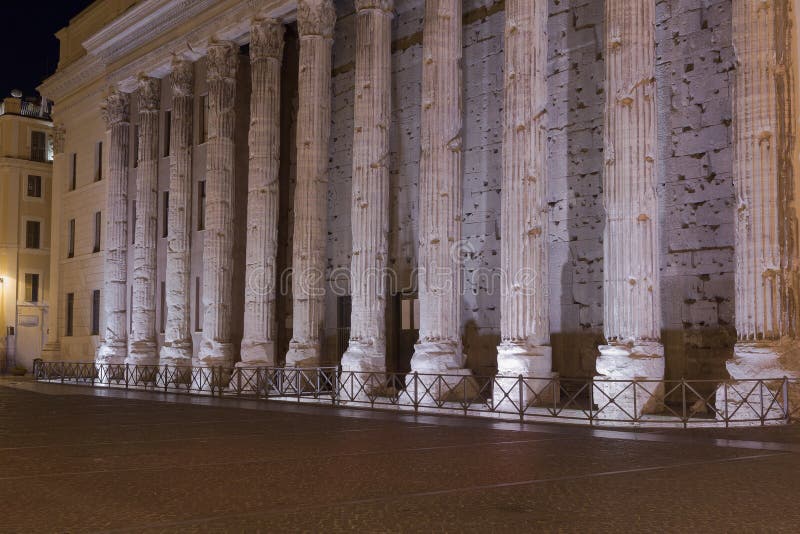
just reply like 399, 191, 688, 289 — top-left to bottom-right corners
1, 377, 799, 532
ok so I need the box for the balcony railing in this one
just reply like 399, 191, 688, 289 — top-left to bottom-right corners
0, 99, 51, 120
32, 360, 800, 428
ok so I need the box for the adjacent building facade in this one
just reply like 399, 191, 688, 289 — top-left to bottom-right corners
36, 0, 800, 413
0, 94, 53, 371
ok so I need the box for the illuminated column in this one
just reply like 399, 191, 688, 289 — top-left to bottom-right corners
240, 20, 285, 367
127, 76, 160, 365
596, 0, 663, 416
341, 0, 393, 375
42, 125, 66, 359
197, 41, 238, 367
411, 0, 469, 375
285, 0, 336, 367
727, 0, 799, 379
96, 88, 131, 366
160, 59, 194, 366
494, 0, 554, 406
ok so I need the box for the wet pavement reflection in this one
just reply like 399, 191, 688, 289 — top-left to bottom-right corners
2, 378, 799, 532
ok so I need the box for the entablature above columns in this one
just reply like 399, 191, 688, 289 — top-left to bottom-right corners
40, 0, 297, 102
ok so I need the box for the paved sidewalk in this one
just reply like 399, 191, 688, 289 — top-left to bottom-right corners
1, 377, 799, 532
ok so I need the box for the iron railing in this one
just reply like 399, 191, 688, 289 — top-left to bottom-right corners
31, 360, 799, 428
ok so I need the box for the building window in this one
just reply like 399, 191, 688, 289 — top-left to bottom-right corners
133, 125, 140, 168
94, 141, 103, 181
336, 295, 352, 360
160, 281, 166, 334
66, 293, 74, 336
401, 297, 420, 331
93, 211, 101, 253
162, 191, 169, 238
27, 175, 42, 198
26, 220, 40, 249
198, 94, 208, 144
31, 130, 47, 162
24, 273, 39, 303
163, 110, 171, 157
195, 276, 202, 332
91, 289, 100, 335
70, 153, 77, 191
67, 219, 75, 258
131, 200, 137, 244
197, 180, 206, 231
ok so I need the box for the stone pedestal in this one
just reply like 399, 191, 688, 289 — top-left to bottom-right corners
493, 344, 558, 412
197, 41, 238, 367
96, 88, 131, 367
128, 76, 160, 365
285, 0, 336, 368
160, 58, 194, 366
596, 0, 664, 419
594, 343, 665, 421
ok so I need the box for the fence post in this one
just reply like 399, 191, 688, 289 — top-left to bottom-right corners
782, 378, 790, 423
724, 380, 729, 428
413, 372, 419, 413
588, 377, 594, 426
633, 380, 638, 424
518, 375, 524, 422
681, 379, 687, 428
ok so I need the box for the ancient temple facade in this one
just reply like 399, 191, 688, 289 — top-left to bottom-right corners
38, 0, 800, 413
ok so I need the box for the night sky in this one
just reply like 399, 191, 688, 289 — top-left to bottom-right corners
0, 1, 95, 99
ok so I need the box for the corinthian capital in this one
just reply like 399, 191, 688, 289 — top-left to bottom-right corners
206, 40, 239, 82
170, 57, 194, 97
101, 87, 130, 126
297, 0, 336, 38
250, 19, 285, 61
355, 0, 393, 12
138, 76, 161, 112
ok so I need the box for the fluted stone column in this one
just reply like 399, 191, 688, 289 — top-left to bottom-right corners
494, 0, 555, 409
42, 125, 66, 359
596, 0, 664, 418
239, 20, 285, 368
728, 0, 799, 378
96, 88, 131, 366
411, 0, 471, 382
197, 41, 238, 367
340, 0, 393, 379
160, 59, 194, 366
128, 76, 161, 365
717, 0, 800, 421
285, 0, 336, 368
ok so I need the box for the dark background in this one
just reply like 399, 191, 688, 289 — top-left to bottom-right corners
0, 1, 95, 99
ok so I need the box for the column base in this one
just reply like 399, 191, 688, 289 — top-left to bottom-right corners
594, 341, 665, 420
95, 341, 127, 365
494, 343, 558, 411
715, 341, 799, 424
159, 342, 193, 366
285, 341, 320, 368
126, 340, 158, 366
340, 340, 386, 401
240, 338, 276, 367
196, 339, 235, 367
407, 341, 478, 403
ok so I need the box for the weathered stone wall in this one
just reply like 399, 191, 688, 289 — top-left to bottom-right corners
322, 0, 736, 379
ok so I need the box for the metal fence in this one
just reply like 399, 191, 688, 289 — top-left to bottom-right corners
31, 360, 800, 428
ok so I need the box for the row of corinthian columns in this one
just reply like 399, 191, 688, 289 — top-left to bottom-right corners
94, 0, 798, 401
